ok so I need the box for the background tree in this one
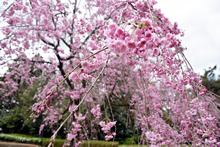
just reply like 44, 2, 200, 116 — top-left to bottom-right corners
0, 0, 219, 146
201, 65, 220, 105
0, 71, 40, 133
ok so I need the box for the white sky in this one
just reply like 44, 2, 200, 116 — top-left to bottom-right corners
155, 0, 220, 77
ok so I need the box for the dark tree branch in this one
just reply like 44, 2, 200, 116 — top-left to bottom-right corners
52, 16, 57, 30
110, 103, 130, 107
81, 25, 100, 45
61, 38, 71, 49
39, 33, 56, 47
60, 55, 75, 61
30, 60, 52, 64
54, 40, 73, 89
69, 0, 78, 45
73, 0, 77, 14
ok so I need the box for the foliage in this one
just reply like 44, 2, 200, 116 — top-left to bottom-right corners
201, 66, 220, 95
201, 65, 220, 106
0, 75, 57, 137
0, 0, 220, 146
0, 77, 41, 135
120, 135, 139, 145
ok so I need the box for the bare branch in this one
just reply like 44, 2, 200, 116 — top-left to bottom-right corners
118, 2, 129, 24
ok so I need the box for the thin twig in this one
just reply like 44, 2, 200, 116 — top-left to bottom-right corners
118, 2, 128, 24
48, 53, 110, 147
0, 1, 17, 17
207, 91, 220, 98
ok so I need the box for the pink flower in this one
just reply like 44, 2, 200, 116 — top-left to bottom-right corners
67, 133, 76, 141
134, 0, 145, 11
108, 121, 116, 127
109, 42, 116, 50
105, 135, 113, 140
145, 31, 152, 38
115, 28, 125, 40
47, 90, 52, 96
88, 40, 98, 50
141, 18, 152, 28
126, 59, 135, 66
54, 92, 58, 97
99, 121, 117, 133
74, 113, 85, 121
37, 110, 41, 114
115, 28, 123, 35
69, 72, 80, 82
91, 105, 102, 119
80, 73, 93, 80
110, 40, 127, 54
99, 121, 105, 127
199, 92, 205, 96
39, 106, 44, 112
127, 40, 136, 49
137, 38, 146, 48
102, 126, 111, 133
152, 48, 160, 57
134, 28, 142, 37
109, 23, 117, 33
46, 95, 51, 100
81, 61, 89, 68
39, 124, 44, 135
120, 44, 127, 53
112, 132, 116, 136
7, 17, 20, 25
68, 105, 78, 112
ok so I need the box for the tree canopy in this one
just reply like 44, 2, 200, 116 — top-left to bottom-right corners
0, 0, 219, 146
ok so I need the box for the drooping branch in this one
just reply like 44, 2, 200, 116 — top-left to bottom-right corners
30, 46, 108, 116
48, 53, 110, 147
118, 2, 129, 24
0, 0, 17, 17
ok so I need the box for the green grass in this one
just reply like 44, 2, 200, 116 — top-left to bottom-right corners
0, 133, 119, 147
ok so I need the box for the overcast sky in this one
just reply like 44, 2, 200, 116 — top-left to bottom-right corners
155, 0, 220, 77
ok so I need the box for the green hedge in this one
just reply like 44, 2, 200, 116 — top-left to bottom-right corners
0, 133, 41, 144
82, 140, 118, 147
0, 133, 118, 147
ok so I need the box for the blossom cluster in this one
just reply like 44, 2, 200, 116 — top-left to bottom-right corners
99, 121, 117, 140
91, 105, 102, 119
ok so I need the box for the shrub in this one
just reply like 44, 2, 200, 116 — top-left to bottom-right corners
0, 133, 118, 147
